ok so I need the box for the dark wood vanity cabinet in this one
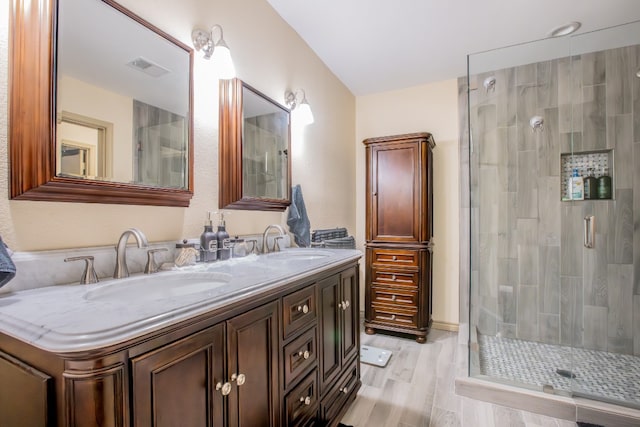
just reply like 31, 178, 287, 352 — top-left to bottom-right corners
363, 132, 435, 343
131, 302, 279, 427
0, 262, 360, 427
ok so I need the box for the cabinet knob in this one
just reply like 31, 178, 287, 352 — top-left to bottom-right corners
298, 350, 310, 359
391, 295, 397, 301
339, 386, 349, 394
297, 304, 309, 314
391, 315, 396, 320
392, 255, 397, 261
338, 301, 350, 310
299, 396, 312, 406
216, 382, 232, 396
231, 373, 246, 386
391, 274, 396, 281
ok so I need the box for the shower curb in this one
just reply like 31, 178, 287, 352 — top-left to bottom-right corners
455, 376, 640, 427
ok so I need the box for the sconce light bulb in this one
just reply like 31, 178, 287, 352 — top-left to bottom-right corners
295, 101, 314, 126
211, 43, 236, 79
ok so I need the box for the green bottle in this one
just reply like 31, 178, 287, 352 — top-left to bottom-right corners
597, 167, 612, 199
583, 168, 597, 200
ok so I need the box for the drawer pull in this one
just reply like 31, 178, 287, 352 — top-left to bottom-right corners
392, 256, 397, 261
297, 304, 309, 314
297, 350, 310, 359
391, 295, 397, 301
391, 274, 396, 281
339, 386, 349, 394
299, 396, 312, 406
216, 381, 232, 396
231, 373, 246, 386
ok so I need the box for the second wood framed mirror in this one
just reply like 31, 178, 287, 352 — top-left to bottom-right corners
219, 79, 291, 211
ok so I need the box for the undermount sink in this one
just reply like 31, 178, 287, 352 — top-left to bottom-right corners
84, 272, 232, 302
263, 249, 333, 261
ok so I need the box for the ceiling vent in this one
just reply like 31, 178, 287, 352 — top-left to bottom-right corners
126, 57, 170, 78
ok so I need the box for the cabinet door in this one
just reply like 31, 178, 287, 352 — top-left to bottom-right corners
226, 301, 280, 427
340, 268, 359, 366
131, 325, 225, 427
318, 274, 341, 392
370, 141, 421, 242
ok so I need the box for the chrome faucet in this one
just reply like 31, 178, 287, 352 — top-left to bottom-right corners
262, 224, 286, 254
113, 228, 149, 279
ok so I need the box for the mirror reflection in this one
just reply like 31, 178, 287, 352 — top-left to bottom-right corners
242, 85, 289, 200
56, 0, 190, 189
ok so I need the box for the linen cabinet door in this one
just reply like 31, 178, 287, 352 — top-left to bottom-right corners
131, 324, 225, 427
318, 274, 341, 393
368, 141, 421, 243
226, 301, 280, 427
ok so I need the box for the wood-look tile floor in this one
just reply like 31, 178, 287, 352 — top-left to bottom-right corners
341, 328, 578, 427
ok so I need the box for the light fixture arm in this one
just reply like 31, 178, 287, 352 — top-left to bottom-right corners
285, 88, 308, 110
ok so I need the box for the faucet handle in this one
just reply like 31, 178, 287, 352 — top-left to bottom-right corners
273, 236, 284, 252
245, 239, 259, 255
64, 256, 99, 285
145, 248, 168, 274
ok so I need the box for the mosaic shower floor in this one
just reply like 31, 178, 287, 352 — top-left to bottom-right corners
478, 334, 640, 407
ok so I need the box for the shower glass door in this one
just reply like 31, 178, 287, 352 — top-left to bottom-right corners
565, 20, 640, 408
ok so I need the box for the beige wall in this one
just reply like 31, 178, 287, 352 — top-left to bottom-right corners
355, 80, 460, 326
0, 0, 355, 251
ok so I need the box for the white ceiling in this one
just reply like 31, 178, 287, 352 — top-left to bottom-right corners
266, 0, 640, 95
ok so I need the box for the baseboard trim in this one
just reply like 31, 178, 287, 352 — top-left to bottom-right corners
432, 321, 459, 332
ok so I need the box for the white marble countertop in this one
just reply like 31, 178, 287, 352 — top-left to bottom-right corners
0, 248, 361, 354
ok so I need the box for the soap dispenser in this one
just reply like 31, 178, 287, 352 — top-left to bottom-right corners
583, 168, 597, 200
200, 211, 217, 262
216, 212, 231, 261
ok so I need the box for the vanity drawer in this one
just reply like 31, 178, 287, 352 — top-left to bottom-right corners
320, 360, 359, 422
284, 370, 318, 427
370, 304, 418, 329
371, 268, 419, 288
283, 327, 317, 389
282, 285, 317, 339
370, 286, 418, 309
370, 248, 419, 268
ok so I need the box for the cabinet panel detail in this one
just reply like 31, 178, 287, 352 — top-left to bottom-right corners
284, 370, 318, 427
64, 364, 125, 427
226, 301, 280, 427
131, 325, 224, 427
371, 286, 419, 308
282, 285, 317, 340
371, 268, 419, 288
283, 327, 317, 390
0, 350, 51, 427
371, 247, 419, 267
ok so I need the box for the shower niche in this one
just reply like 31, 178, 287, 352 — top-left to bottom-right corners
560, 149, 614, 201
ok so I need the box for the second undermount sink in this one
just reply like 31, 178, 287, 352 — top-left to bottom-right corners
263, 249, 333, 261
84, 272, 233, 302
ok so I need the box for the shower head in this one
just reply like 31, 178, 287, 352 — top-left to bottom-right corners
530, 116, 544, 132
483, 76, 496, 93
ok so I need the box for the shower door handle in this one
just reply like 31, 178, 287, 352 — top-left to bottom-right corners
584, 216, 595, 249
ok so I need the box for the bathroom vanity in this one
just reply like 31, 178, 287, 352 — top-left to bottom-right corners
0, 249, 361, 427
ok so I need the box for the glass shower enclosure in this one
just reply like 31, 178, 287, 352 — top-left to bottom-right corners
467, 20, 640, 409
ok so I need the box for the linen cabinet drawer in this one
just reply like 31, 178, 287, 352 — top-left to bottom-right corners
370, 305, 418, 328
371, 268, 419, 288
283, 327, 317, 389
284, 370, 318, 427
370, 286, 418, 308
370, 248, 419, 267
282, 285, 317, 339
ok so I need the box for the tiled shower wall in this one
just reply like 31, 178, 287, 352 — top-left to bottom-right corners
461, 44, 640, 355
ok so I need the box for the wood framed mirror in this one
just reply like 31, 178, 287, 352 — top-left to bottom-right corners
9, 0, 194, 207
219, 79, 291, 211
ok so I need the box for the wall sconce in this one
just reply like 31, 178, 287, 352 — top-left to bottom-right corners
285, 89, 314, 126
192, 24, 236, 79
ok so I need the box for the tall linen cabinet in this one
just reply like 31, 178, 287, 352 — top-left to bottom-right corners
363, 132, 435, 343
